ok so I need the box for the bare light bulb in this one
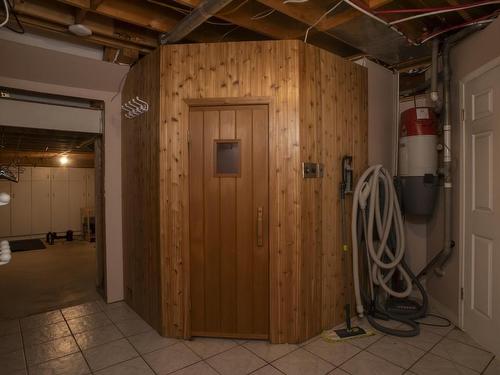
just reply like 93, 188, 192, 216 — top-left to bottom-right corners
59, 155, 69, 165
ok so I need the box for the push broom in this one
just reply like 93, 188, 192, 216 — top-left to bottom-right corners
323, 156, 373, 342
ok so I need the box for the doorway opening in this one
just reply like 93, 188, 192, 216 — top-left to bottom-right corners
0, 123, 104, 319
188, 104, 270, 340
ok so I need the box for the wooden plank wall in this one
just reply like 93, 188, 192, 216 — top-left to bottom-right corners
121, 49, 163, 332
121, 40, 367, 343
159, 40, 302, 343
299, 44, 368, 340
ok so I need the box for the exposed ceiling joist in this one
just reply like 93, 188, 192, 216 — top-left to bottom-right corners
13, 0, 159, 49
161, 0, 235, 43
173, 0, 361, 56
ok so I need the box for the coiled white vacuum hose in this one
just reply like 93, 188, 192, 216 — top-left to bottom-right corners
352, 165, 413, 317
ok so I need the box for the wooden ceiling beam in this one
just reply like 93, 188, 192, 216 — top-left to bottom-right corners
54, 0, 230, 42
174, 0, 360, 55
13, 0, 158, 49
255, 0, 395, 32
14, 14, 154, 54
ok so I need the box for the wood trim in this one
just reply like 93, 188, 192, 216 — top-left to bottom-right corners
185, 97, 272, 107
191, 331, 269, 340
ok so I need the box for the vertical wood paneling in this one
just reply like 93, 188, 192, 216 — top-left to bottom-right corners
159, 41, 301, 343
123, 40, 367, 344
121, 49, 162, 331
299, 44, 368, 340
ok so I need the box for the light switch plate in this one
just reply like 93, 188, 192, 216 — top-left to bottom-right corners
302, 162, 323, 178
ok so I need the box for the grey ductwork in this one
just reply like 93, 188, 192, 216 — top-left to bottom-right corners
160, 0, 235, 44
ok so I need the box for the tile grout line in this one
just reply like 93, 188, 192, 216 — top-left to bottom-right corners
63, 304, 98, 375
18, 318, 30, 375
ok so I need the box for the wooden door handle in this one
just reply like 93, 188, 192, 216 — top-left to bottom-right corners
257, 207, 263, 247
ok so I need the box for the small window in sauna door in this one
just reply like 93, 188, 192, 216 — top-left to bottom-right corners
189, 105, 269, 339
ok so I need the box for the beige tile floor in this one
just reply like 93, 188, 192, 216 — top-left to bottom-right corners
0, 300, 497, 375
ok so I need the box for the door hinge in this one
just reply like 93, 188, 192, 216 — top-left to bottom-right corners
461, 108, 465, 122
460, 287, 464, 300
187, 131, 191, 147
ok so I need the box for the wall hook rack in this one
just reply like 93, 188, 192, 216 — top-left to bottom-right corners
122, 96, 149, 119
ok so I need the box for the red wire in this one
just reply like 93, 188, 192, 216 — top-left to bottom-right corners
374, 0, 499, 15
418, 10, 500, 43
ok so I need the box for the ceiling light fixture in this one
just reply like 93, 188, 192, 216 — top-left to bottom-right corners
59, 155, 69, 165
68, 24, 92, 37
283, 0, 309, 3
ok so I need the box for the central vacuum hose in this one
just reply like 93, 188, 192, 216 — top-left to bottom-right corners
352, 165, 428, 337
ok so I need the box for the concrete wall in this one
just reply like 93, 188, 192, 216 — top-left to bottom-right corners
0, 39, 129, 302
427, 18, 500, 322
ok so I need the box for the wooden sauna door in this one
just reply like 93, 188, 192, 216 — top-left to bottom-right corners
189, 104, 269, 339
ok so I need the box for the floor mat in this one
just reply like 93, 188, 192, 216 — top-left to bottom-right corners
9, 239, 46, 252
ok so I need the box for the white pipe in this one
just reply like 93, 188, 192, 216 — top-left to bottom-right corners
389, 1, 500, 26
352, 165, 413, 317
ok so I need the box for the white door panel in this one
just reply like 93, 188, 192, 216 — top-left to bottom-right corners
10, 178, 31, 236
50, 168, 69, 233
31, 180, 50, 234
464, 64, 500, 356
0, 181, 11, 237
68, 168, 86, 232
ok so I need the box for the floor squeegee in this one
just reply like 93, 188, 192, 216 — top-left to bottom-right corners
323, 155, 373, 342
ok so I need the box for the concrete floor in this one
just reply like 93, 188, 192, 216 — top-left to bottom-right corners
0, 240, 100, 319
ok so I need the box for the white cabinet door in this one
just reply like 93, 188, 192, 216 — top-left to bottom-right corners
85, 168, 95, 208
31, 167, 50, 181
32, 180, 50, 234
50, 168, 69, 233
68, 168, 86, 232
31, 167, 51, 234
0, 181, 11, 237
10, 167, 32, 236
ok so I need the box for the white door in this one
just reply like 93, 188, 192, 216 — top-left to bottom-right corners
463, 63, 500, 356
50, 168, 69, 233
0, 181, 11, 237
10, 167, 32, 236
85, 168, 95, 208
31, 167, 51, 234
68, 168, 86, 232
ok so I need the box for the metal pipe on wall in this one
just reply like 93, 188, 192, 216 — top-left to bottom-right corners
435, 24, 485, 276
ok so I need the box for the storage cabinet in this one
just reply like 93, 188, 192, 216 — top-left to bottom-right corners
0, 181, 11, 237
1, 166, 95, 237
11, 168, 32, 236
69, 168, 87, 232
31, 167, 51, 235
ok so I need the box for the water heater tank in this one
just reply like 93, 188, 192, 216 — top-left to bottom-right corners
398, 107, 438, 216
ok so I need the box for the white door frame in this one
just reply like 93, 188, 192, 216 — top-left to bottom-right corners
459, 55, 500, 329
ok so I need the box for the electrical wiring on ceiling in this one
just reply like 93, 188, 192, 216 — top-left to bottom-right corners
375, 0, 500, 15
387, 0, 500, 25
147, 0, 234, 26
304, 0, 345, 43
251, 8, 276, 20
418, 10, 499, 44
0, 0, 10, 28
6, 0, 24, 34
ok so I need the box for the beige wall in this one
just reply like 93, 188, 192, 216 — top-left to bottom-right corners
0, 39, 128, 302
427, 18, 500, 322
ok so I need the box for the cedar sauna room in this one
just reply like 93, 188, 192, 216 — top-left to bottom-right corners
122, 40, 367, 344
